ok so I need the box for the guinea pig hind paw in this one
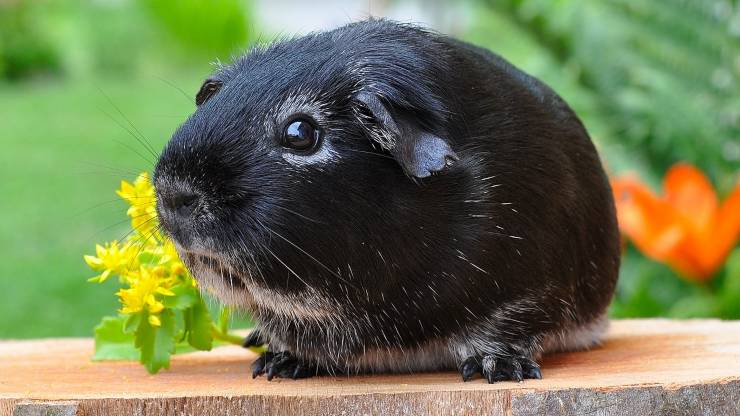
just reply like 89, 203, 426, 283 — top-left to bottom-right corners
463, 355, 541, 383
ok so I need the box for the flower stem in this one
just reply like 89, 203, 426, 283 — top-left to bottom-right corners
218, 306, 230, 334
210, 324, 244, 346
209, 324, 267, 354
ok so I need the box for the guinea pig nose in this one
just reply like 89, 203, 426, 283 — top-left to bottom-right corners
171, 192, 199, 217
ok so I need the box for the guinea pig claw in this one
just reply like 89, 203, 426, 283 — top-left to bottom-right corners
465, 354, 540, 383
519, 356, 542, 380
492, 357, 523, 382
252, 361, 264, 379
291, 362, 314, 379
460, 357, 481, 382
481, 355, 497, 383
251, 351, 271, 379
251, 350, 315, 381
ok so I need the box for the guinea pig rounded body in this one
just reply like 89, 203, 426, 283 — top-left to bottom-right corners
153, 19, 620, 383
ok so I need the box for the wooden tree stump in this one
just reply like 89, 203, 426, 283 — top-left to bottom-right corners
1, 319, 738, 415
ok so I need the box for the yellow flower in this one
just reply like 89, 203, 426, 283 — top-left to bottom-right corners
117, 172, 159, 240
84, 241, 138, 283
117, 266, 176, 324
159, 240, 193, 283
140, 240, 193, 285
160, 239, 179, 264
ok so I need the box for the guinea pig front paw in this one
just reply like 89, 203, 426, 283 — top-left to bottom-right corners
459, 355, 541, 383
251, 350, 316, 381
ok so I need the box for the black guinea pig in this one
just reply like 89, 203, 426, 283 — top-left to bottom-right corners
153, 19, 620, 383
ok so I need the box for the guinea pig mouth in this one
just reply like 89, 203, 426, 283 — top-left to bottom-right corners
184, 251, 227, 272
183, 251, 249, 286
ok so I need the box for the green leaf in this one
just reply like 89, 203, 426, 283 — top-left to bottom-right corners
135, 310, 176, 374
93, 316, 139, 361
180, 310, 190, 343
218, 305, 230, 334
137, 251, 160, 265
187, 299, 213, 351
161, 284, 198, 310
718, 249, 740, 318
667, 292, 718, 318
123, 312, 143, 334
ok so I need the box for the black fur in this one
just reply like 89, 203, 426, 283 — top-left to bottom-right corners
154, 19, 620, 382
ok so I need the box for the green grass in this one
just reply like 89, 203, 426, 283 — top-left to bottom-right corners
0, 73, 205, 338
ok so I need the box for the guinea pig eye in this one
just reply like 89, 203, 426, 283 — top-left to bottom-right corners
281, 117, 321, 152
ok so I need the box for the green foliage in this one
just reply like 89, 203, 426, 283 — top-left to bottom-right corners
187, 300, 215, 351
608, 246, 728, 318
477, 0, 739, 190
93, 316, 138, 361
135, 310, 176, 374
92, 300, 239, 374
140, 0, 251, 58
0, 1, 61, 80
101, 305, 254, 373
162, 283, 199, 309
92, 283, 234, 374
717, 250, 740, 317
78, 1, 153, 75
0, 0, 253, 82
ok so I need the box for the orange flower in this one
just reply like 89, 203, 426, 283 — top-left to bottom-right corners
611, 163, 740, 281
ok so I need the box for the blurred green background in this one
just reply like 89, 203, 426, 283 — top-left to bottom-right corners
0, 0, 737, 338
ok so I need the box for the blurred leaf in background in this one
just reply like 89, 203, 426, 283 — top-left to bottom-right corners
0, 0, 253, 81
0, 0, 61, 80
140, 0, 251, 59
79, 0, 152, 75
473, 0, 739, 189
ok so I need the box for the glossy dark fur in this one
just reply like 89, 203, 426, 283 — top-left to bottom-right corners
154, 20, 620, 383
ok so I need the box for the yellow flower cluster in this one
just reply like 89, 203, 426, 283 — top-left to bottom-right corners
84, 241, 138, 283
116, 172, 160, 242
85, 173, 194, 327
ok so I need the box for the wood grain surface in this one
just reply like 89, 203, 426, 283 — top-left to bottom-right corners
1, 319, 738, 415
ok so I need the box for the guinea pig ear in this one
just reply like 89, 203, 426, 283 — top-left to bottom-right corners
356, 92, 458, 179
195, 78, 223, 106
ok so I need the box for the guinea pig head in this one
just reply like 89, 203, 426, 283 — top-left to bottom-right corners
153, 24, 462, 304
